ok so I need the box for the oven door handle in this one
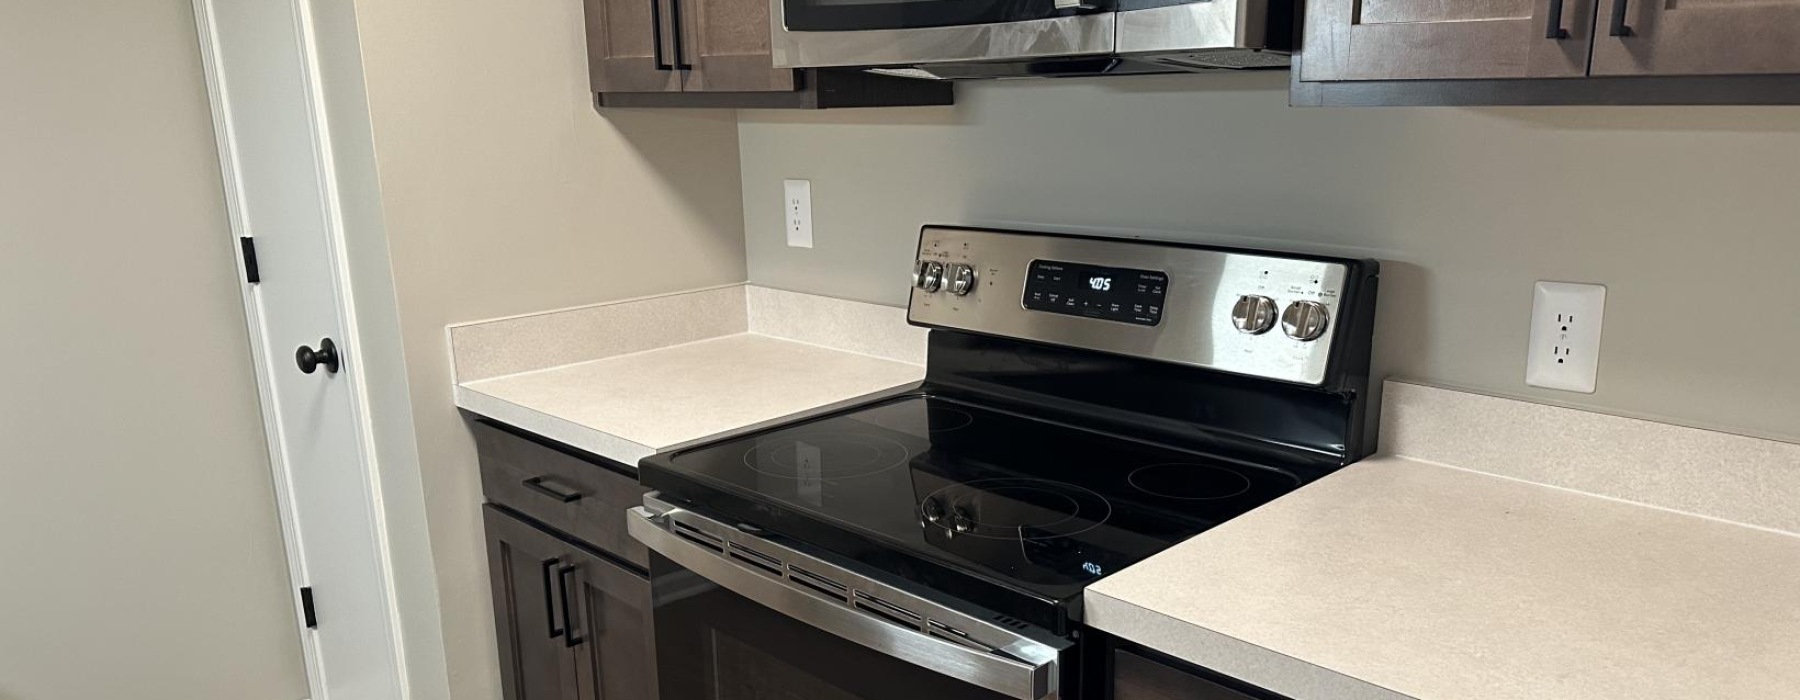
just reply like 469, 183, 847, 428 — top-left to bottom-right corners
626, 505, 1059, 700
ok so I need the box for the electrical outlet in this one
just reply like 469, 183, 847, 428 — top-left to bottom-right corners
1526, 281, 1606, 393
784, 179, 812, 248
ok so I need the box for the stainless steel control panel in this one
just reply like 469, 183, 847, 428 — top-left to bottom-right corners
907, 226, 1353, 386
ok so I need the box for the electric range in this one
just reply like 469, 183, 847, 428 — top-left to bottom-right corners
628, 225, 1379, 700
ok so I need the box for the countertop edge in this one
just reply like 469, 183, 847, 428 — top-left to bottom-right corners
453, 333, 929, 468
1085, 588, 1418, 700
454, 384, 656, 467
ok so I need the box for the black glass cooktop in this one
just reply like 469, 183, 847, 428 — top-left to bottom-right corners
640, 393, 1302, 631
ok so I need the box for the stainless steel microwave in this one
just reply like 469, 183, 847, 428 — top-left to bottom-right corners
769, 0, 1295, 78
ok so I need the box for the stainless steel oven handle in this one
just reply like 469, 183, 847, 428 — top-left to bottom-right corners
627, 505, 1059, 700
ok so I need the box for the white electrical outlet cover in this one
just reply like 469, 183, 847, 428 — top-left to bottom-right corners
1526, 281, 1606, 393
784, 179, 813, 249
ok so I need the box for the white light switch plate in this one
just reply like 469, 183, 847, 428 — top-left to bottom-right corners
784, 179, 812, 248
1526, 281, 1606, 393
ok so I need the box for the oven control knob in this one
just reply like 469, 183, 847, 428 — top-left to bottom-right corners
921, 497, 946, 526
1281, 301, 1331, 342
950, 506, 974, 534
1230, 295, 1278, 335
946, 264, 977, 296
913, 260, 944, 293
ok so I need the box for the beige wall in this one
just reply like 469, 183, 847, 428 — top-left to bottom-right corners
339, 0, 750, 696
0, 2, 308, 700
739, 72, 1800, 444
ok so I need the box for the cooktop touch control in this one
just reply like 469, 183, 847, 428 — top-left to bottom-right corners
1022, 260, 1167, 326
907, 226, 1364, 386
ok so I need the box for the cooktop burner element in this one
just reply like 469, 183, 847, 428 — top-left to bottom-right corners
919, 478, 1111, 540
924, 406, 974, 432
1127, 463, 1254, 501
742, 433, 911, 481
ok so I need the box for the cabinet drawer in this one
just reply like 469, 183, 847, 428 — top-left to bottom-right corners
1114, 649, 1285, 700
475, 421, 652, 569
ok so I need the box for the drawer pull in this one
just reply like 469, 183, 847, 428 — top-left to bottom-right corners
522, 476, 582, 503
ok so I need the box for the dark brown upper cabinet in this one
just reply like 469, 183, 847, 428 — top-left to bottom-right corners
1590, 0, 1800, 76
1295, 0, 1800, 105
676, 0, 796, 92
585, 0, 682, 93
1301, 0, 1595, 80
582, 0, 950, 108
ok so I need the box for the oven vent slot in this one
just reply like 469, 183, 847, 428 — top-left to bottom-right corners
671, 520, 724, 553
853, 591, 923, 630
787, 564, 849, 602
927, 620, 999, 655
726, 542, 782, 577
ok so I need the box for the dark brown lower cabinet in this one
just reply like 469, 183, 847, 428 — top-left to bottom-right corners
485, 504, 655, 700
566, 541, 655, 700
1113, 649, 1284, 700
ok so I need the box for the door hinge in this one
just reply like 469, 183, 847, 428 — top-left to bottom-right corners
239, 236, 261, 284
300, 586, 318, 629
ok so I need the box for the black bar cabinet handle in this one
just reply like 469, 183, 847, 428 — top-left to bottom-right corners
541, 558, 564, 639
650, 0, 672, 70
557, 565, 583, 648
1545, 0, 1570, 39
668, 0, 692, 70
1609, 0, 1634, 36
522, 476, 582, 503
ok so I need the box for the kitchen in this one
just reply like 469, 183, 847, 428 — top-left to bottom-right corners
4, 1, 1799, 700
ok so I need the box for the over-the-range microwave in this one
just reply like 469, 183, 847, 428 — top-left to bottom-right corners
769, 0, 1295, 79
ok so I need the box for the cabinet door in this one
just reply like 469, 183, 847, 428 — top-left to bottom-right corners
586, 0, 683, 92
1591, 0, 1800, 76
675, 0, 797, 92
564, 545, 658, 700
1301, 0, 1594, 80
484, 506, 581, 700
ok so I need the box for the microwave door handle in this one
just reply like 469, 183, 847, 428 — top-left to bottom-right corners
626, 506, 1058, 700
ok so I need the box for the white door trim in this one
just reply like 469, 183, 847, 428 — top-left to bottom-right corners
190, 0, 413, 697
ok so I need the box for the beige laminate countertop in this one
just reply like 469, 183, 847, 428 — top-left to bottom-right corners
1085, 456, 1800, 700
453, 333, 925, 467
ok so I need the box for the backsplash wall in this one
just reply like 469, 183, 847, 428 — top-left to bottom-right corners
737, 71, 1800, 443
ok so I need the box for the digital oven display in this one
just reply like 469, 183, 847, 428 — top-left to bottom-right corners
1022, 260, 1167, 326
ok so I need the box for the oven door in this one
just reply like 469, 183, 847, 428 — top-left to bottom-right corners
769, 0, 1118, 69
627, 501, 1071, 700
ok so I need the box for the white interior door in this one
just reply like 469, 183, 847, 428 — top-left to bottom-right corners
195, 0, 408, 698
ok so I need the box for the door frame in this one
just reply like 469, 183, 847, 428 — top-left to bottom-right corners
188, 0, 437, 698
